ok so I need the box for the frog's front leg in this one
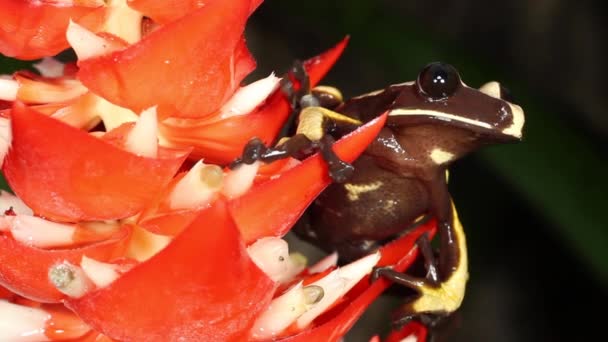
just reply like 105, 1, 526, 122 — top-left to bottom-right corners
231, 106, 361, 182
295, 106, 361, 182
232, 60, 357, 180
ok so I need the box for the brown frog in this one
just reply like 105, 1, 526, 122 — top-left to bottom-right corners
233, 62, 525, 325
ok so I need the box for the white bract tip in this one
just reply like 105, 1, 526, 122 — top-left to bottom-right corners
0, 190, 33, 215
400, 335, 418, 342
6, 215, 76, 248
296, 252, 381, 328
250, 282, 324, 340
308, 252, 339, 274
67, 20, 121, 60
125, 106, 158, 158
0, 301, 50, 342
221, 161, 259, 199
45, 0, 105, 6
169, 160, 223, 210
0, 118, 12, 168
33, 57, 65, 77
0, 78, 18, 101
94, 94, 139, 131
278, 253, 308, 284
99, 0, 143, 44
219, 73, 281, 119
247, 237, 291, 282
49, 262, 93, 298
80, 256, 120, 288
126, 226, 172, 262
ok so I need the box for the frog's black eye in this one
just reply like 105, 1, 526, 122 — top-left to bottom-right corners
416, 62, 461, 100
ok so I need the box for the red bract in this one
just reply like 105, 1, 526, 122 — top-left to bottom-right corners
139, 112, 385, 237
66, 201, 276, 341
0, 0, 104, 60
78, 0, 253, 118
0, 284, 14, 299
383, 322, 428, 342
0, 0, 448, 339
158, 37, 350, 163
2, 102, 189, 222
231, 112, 388, 244
0, 225, 131, 303
128, 0, 263, 25
282, 220, 436, 342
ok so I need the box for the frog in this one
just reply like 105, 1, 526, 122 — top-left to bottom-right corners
232, 61, 525, 326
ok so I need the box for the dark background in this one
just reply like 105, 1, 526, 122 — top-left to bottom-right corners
1, 1, 606, 341
245, 1, 607, 341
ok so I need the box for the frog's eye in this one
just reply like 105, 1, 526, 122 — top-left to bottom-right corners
416, 62, 461, 100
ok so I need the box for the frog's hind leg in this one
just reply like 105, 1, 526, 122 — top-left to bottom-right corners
371, 204, 469, 329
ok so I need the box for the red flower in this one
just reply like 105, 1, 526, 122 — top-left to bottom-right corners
0, 1, 441, 340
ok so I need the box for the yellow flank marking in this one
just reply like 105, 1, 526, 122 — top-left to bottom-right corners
430, 148, 454, 165
312, 85, 344, 102
344, 181, 383, 201
411, 203, 469, 314
382, 199, 397, 211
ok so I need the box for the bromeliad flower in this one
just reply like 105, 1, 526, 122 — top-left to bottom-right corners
0, 0, 449, 341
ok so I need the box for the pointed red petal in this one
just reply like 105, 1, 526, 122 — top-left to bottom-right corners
0, 1, 103, 60
2, 103, 188, 222
66, 201, 275, 341
159, 37, 351, 163
128, 0, 263, 25
304, 36, 349, 85
0, 226, 131, 303
78, 0, 251, 118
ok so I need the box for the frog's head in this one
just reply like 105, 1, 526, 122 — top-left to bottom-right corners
388, 62, 525, 144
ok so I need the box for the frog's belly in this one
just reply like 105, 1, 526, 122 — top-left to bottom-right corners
307, 155, 429, 251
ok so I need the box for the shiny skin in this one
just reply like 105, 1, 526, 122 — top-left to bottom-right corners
295, 63, 524, 281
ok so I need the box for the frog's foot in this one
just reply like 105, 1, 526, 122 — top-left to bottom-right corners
229, 135, 313, 168
417, 231, 440, 284
393, 310, 453, 342
370, 236, 468, 330
281, 60, 344, 111
280, 60, 309, 110
370, 266, 465, 328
